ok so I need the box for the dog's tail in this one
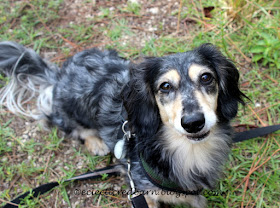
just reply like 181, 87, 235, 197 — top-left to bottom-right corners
0, 41, 58, 119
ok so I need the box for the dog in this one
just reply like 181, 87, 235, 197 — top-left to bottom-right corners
0, 41, 246, 207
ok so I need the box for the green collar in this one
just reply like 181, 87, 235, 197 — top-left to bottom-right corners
139, 153, 202, 195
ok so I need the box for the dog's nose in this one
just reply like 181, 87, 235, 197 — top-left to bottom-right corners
181, 113, 205, 133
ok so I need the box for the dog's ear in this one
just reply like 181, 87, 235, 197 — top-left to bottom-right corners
124, 58, 162, 138
196, 44, 247, 121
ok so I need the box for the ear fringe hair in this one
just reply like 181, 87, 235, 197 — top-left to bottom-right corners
124, 58, 162, 138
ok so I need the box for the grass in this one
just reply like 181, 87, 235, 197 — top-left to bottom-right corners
0, 0, 279, 207
121, 1, 142, 16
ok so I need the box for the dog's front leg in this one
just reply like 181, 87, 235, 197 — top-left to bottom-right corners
145, 192, 207, 208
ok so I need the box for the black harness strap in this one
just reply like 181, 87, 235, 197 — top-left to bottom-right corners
131, 194, 149, 208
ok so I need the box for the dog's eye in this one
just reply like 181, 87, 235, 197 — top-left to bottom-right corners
200, 73, 213, 84
159, 82, 172, 93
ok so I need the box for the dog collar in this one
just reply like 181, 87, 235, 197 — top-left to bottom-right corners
139, 153, 202, 195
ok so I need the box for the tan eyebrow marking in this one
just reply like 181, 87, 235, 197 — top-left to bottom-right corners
188, 64, 210, 83
157, 69, 181, 88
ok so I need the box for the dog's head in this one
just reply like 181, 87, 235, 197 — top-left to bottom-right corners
126, 44, 245, 142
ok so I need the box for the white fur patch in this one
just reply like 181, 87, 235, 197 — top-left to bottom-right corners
0, 74, 50, 119
37, 85, 53, 116
162, 125, 230, 189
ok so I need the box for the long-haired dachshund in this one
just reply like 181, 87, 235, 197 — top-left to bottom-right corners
0, 42, 245, 207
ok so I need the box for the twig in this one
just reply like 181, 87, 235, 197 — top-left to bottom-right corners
246, 168, 278, 207
240, 146, 279, 190
25, 1, 54, 37
177, 0, 183, 33
8, 175, 21, 191
190, 0, 200, 17
241, 143, 276, 208
264, 74, 278, 84
241, 140, 268, 208
199, 0, 204, 19
26, 0, 82, 51
253, 148, 280, 171
242, 149, 280, 207
10, 135, 24, 147
226, 36, 251, 62
248, 105, 267, 127
0, 199, 19, 207
249, 172, 271, 208
273, 137, 280, 148
243, 102, 280, 119
43, 151, 52, 175
57, 34, 81, 50
234, 137, 268, 190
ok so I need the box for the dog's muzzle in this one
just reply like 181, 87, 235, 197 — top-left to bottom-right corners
181, 113, 209, 141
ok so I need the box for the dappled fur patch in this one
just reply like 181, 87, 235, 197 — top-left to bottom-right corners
0, 42, 246, 208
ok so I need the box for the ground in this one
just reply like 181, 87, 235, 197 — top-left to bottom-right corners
0, 0, 279, 207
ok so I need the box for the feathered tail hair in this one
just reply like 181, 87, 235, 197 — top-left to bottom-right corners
0, 41, 58, 119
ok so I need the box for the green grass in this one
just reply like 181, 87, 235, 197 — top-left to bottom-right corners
121, 1, 142, 16
107, 19, 133, 41
0, 0, 279, 207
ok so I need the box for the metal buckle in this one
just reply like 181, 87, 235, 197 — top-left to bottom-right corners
123, 120, 136, 200
122, 120, 132, 140
127, 158, 137, 201
120, 121, 139, 201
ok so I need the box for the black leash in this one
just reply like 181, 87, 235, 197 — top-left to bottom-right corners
3, 124, 280, 208
2, 164, 148, 208
233, 124, 280, 143
3, 165, 123, 208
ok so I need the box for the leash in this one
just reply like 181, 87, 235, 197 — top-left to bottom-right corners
233, 124, 280, 143
2, 164, 148, 208
2, 124, 280, 208
2, 165, 123, 208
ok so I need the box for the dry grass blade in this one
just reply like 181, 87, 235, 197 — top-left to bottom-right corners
248, 105, 267, 127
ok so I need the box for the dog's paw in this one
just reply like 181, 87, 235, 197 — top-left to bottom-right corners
189, 195, 207, 208
144, 196, 158, 208
146, 192, 207, 208
85, 136, 110, 156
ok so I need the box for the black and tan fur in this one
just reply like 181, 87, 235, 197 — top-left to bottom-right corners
0, 42, 245, 207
